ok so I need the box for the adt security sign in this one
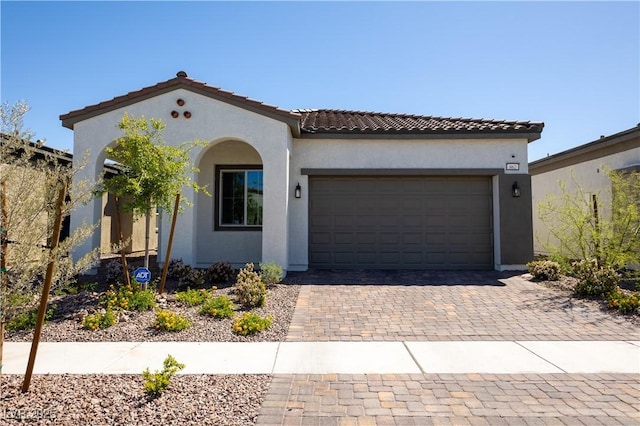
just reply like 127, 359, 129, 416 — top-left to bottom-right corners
134, 267, 151, 284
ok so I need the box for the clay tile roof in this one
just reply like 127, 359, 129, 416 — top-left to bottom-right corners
294, 109, 544, 141
60, 72, 543, 142
60, 71, 301, 131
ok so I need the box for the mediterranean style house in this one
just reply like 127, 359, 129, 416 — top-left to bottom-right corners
530, 125, 640, 256
61, 71, 543, 272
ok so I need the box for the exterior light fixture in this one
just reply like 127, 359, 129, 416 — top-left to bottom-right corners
512, 181, 521, 198
294, 183, 302, 199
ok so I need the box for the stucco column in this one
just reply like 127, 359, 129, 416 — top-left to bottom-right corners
498, 173, 534, 269
261, 151, 289, 269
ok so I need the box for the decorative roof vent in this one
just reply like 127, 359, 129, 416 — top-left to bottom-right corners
176, 71, 187, 78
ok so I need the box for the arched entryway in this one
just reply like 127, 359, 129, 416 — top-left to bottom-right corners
194, 139, 264, 268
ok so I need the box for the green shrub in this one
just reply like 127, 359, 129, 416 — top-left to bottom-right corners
527, 260, 562, 281
105, 259, 135, 283
607, 289, 640, 314
6, 304, 57, 332
154, 309, 191, 332
101, 282, 156, 311
175, 287, 215, 306
259, 261, 284, 287
199, 295, 235, 319
232, 312, 273, 335
82, 309, 117, 331
235, 263, 267, 308
55, 281, 98, 296
208, 261, 235, 284
142, 354, 185, 397
573, 259, 620, 297
167, 258, 188, 279
168, 260, 208, 289
183, 268, 207, 287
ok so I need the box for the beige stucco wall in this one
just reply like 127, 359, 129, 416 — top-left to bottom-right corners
69, 85, 532, 272
99, 192, 158, 255
71, 88, 291, 270
531, 147, 640, 255
287, 137, 530, 270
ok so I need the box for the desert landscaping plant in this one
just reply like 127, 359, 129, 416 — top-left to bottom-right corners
1, 100, 98, 376
6, 304, 56, 332
101, 282, 156, 312
82, 308, 117, 331
527, 260, 562, 281
607, 288, 640, 314
235, 263, 267, 308
208, 260, 235, 284
153, 309, 191, 332
537, 169, 640, 270
572, 259, 621, 298
175, 287, 214, 306
259, 261, 284, 287
142, 354, 185, 397
232, 312, 273, 336
199, 295, 235, 319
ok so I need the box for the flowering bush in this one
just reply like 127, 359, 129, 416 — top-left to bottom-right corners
235, 263, 266, 308
527, 260, 561, 281
199, 295, 235, 319
154, 309, 191, 332
175, 287, 215, 306
232, 312, 272, 336
101, 282, 156, 311
607, 289, 640, 314
82, 309, 117, 331
573, 259, 620, 297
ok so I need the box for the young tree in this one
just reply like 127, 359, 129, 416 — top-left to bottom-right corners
537, 168, 640, 270
0, 100, 99, 376
102, 113, 207, 275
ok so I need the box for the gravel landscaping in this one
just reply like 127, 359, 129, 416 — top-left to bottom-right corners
2, 255, 298, 425
1, 374, 270, 425
6, 283, 300, 343
2, 261, 638, 425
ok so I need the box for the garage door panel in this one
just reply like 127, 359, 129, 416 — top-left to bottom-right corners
309, 176, 493, 269
334, 232, 355, 244
356, 233, 376, 244
403, 233, 423, 244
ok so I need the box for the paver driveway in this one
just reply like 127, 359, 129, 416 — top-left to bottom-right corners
257, 271, 640, 425
284, 271, 638, 342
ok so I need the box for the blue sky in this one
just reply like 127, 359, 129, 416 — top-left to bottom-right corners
1, 1, 638, 161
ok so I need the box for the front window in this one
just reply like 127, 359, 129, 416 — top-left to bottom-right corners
218, 167, 263, 228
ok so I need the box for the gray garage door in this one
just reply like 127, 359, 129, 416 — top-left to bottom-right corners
309, 176, 493, 270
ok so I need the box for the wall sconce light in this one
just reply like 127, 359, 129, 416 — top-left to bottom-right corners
294, 183, 302, 199
512, 181, 521, 198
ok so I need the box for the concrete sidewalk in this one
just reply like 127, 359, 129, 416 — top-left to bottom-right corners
3, 340, 639, 375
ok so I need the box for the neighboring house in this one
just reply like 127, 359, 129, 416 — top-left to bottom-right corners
0, 135, 155, 255
530, 125, 640, 256
61, 71, 543, 272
